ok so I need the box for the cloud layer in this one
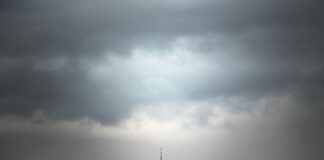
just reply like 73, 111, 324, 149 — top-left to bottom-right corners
0, 0, 324, 159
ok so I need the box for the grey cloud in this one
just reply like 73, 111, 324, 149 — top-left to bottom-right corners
1, 1, 324, 160
1, 0, 323, 56
0, 0, 323, 124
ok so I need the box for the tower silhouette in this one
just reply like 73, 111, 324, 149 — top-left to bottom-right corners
160, 147, 163, 160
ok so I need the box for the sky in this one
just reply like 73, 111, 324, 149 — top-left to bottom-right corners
0, 0, 324, 160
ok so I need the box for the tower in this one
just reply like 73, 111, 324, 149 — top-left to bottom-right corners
160, 147, 163, 160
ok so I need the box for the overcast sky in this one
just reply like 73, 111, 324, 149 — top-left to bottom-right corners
0, 0, 324, 160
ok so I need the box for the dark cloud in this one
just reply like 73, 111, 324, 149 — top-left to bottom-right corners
1, 0, 322, 56
2, 1, 324, 160
0, 0, 323, 125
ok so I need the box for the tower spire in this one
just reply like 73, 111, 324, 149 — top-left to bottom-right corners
160, 147, 163, 160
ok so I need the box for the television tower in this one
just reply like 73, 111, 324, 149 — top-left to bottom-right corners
160, 147, 163, 160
